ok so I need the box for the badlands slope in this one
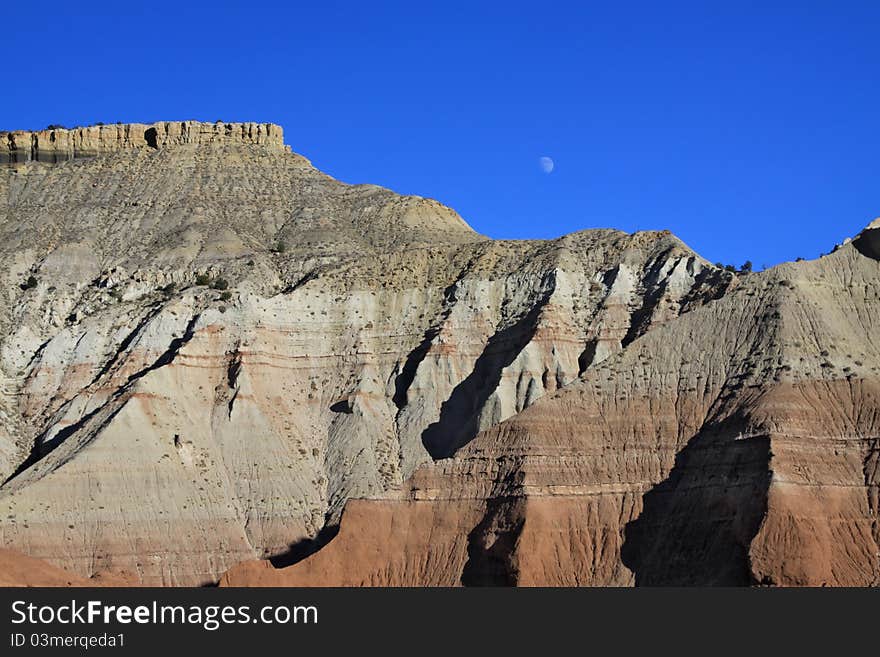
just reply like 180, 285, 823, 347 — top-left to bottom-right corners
0, 122, 734, 585
223, 221, 880, 587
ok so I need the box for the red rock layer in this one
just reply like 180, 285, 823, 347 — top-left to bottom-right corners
0, 548, 133, 587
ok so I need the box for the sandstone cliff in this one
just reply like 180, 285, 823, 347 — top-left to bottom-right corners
3, 120, 876, 587
0, 122, 730, 585
222, 222, 880, 587
1, 121, 286, 164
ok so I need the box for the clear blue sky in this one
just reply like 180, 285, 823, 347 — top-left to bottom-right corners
4, 2, 878, 267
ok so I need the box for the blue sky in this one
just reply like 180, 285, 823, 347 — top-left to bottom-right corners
3, 2, 878, 267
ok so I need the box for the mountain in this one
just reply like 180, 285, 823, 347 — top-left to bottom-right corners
1, 122, 875, 586
223, 221, 880, 587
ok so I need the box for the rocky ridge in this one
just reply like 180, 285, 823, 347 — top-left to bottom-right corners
0, 121, 731, 585
1, 120, 876, 587
1, 121, 286, 164
223, 222, 880, 587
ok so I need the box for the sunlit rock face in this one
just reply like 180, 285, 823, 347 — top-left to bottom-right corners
223, 236, 880, 587
0, 122, 730, 585
1, 121, 286, 164
7, 121, 876, 588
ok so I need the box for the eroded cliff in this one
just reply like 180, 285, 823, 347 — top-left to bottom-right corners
0, 122, 733, 585
222, 225, 880, 587
1, 121, 286, 164
4, 121, 876, 587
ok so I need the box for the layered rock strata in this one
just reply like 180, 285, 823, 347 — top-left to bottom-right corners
223, 230, 880, 587
6, 120, 876, 587
1, 121, 286, 164
0, 122, 729, 585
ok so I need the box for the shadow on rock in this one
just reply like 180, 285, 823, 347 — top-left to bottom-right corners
621, 419, 771, 586
269, 524, 340, 569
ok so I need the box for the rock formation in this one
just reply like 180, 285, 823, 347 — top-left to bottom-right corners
0, 547, 132, 586
222, 229, 880, 587
1, 120, 877, 587
1, 121, 285, 164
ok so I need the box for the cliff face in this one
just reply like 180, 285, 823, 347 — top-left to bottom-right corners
2, 121, 876, 587
0, 122, 732, 585
222, 232, 880, 587
1, 121, 286, 164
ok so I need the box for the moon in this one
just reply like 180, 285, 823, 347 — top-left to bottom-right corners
539, 156, 554, 174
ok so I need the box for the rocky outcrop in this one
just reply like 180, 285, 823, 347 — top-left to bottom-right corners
0, 232, 725, 585
222, 228, 880, 587
1, 121, 286, 164
0, 122, 731, 585
3, 119, 877, 587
